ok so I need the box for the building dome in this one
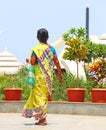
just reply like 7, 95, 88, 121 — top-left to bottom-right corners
0, 48, 21, 74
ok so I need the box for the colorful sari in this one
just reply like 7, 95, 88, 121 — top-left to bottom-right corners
22, 43, 54, 120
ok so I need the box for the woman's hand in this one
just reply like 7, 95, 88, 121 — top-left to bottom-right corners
26, 58, 30, 63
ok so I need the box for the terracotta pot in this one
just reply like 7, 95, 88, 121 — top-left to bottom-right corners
3, 88, 23, 101
67, 88, 86, 102
91, 88, 106, 103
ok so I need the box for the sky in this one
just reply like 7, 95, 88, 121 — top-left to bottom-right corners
0, 0, 106, 63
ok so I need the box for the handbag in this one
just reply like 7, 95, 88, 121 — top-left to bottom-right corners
27, 64, 35, 89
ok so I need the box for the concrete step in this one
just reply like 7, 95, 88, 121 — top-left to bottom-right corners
0, 100, 106, 116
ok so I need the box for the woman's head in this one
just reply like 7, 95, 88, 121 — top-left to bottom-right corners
37, 28, 49, 43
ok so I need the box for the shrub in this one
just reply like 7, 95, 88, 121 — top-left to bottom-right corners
0, 67, 94, 101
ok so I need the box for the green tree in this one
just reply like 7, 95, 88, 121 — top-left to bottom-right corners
62, 27, 90, 87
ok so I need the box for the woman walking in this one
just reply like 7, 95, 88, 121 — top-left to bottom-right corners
22, 28, 63, 125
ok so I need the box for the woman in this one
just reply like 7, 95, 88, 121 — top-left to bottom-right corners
22, 28, 63, 125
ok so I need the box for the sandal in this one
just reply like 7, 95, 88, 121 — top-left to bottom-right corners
35, 118, 47, 125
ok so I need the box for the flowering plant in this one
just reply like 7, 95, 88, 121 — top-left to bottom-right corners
87, 58, 106, 88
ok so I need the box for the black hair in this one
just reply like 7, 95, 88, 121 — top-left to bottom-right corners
37, 28, 49, 43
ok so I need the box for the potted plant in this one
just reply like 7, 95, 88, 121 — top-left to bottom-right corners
3, 70, 23, 101
62, 27, 90, 102
87, 58, 106, 103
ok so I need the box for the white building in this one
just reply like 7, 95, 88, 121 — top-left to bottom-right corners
0, 48, 21, 74
90, 33, 106, 45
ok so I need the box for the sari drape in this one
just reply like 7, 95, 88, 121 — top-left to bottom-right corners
22, 43, 54, 120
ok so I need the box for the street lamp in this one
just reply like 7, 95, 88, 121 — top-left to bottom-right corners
86, 4, 89, 39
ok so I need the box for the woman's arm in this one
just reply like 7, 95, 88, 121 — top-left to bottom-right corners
26, 51, 37, 65
30, 56, 37, 65
53, 55, 63, 83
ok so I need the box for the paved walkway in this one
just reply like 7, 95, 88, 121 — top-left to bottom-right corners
0, 113, 106, 130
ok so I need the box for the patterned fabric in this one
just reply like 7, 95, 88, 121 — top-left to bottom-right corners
22, 43, 54, 120
33, 43, 54, 95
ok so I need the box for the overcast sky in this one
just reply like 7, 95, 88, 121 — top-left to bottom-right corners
0, 0, 106, 63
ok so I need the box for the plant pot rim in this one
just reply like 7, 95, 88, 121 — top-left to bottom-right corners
3, 88, 23, 90
92, 88, 106, 91
67, 88, 86, 90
